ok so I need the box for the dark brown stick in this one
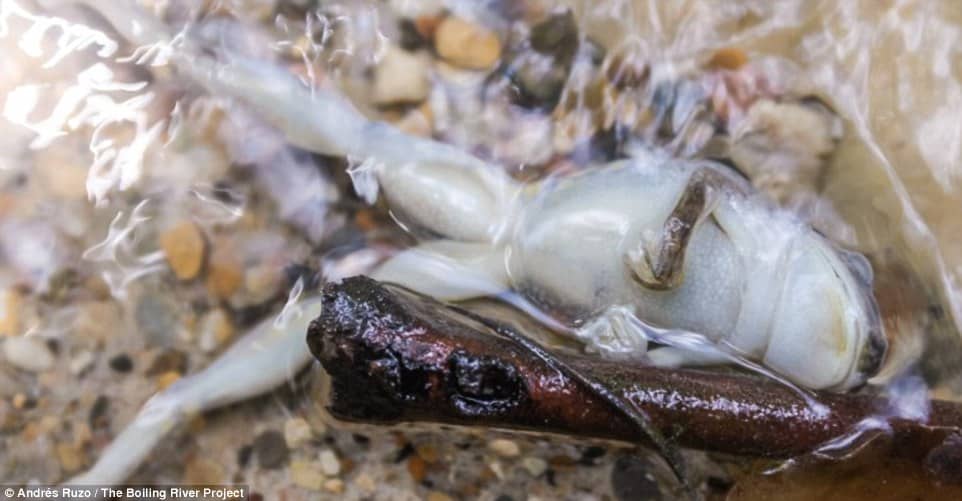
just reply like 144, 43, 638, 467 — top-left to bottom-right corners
307, 276, 962, 471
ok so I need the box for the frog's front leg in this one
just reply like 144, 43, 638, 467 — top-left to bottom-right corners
625, 167, 740, 290
575, 306, 650, 357
371, 241, 509, 301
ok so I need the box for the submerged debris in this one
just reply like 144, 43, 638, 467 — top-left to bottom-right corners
310, 276, 962, 467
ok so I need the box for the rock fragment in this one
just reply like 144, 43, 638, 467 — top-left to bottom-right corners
159, 221, 206, 280
3, 336, 54, 372
198, 308, 234, 353
522, 456, 548, 477
253, 430, 289, 469
289, 460, 324, 490
318, 448, 341, 476
488, 438, 521, 458
435, 17, 502, 70
373, 45, 432, 105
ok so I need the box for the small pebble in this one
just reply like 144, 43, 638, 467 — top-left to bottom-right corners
56, 442, 86, 473
387, 0, 444, 19
393, 103, 434, 138
373, 45, 432, 105
283, 417, 312, 448
707, 47, 748, 71
3, 336, 54, 372
354, 472, 376, 494
12, 393, 28, 409
407, 455, 427, 482
318, 448, 341, 476
68, 350, 95, 375
253, 430, 290, 469
72, 301, 122, 346
521, 456, 548, 477
323, 478, 344, 494
155, 371, 181, 391
198, 309, 234, 353
206, 241, 243, 299
427, 492, 453, 501
183, 457, 224, 484
108, 354, 134, 373
0, 288, 22, 336
415, 443, 440, 463
39, 415, 59, 432
414, 15, 443, 40
136, 294, 181, 348
159, 221, 206, 280
435, 17, 502, 70
146, 349, 188, 376
289, 460, 325, 490
488, 438, 521, 458
510, 10, 579, 109
611, 455, 663, 501
488, 460, 505, 480
244, 264, 281, 304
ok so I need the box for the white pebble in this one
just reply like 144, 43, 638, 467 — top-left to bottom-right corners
487, 438, 521, 458
318, 449, 341, 476
284, 417, 313, 448
69, 350, 95, 375
387, 0, 443, 18
373, 45, 431, 105
198, 309, 234, 354
4, 336, 54, 372
521, 456, 548, 477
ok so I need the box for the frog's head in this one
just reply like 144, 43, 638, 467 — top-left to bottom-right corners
763, 240, 886, 391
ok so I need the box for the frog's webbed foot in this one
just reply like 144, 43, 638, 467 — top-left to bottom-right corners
625, 167, 731, 291
371, 241, 509, 301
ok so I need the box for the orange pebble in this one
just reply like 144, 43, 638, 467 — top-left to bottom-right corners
156, 371, 182, 391
708, 47, 748, 71
407, 455, 427, 483
415, 15, 444, 40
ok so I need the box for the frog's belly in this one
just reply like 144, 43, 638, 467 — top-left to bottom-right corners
508, 199, 745, 342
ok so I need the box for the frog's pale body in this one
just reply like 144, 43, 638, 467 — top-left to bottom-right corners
374, 157, 884, 391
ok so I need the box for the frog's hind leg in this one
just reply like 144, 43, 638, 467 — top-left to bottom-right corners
625, 167, 741, 290
76, 0, 520, 243
67, 296, 322, 485
371, 241, 510, 301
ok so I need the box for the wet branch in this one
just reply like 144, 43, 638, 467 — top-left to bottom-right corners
308, 276, 962, 471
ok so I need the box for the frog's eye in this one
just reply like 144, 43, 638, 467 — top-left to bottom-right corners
836, 248, 875, 289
